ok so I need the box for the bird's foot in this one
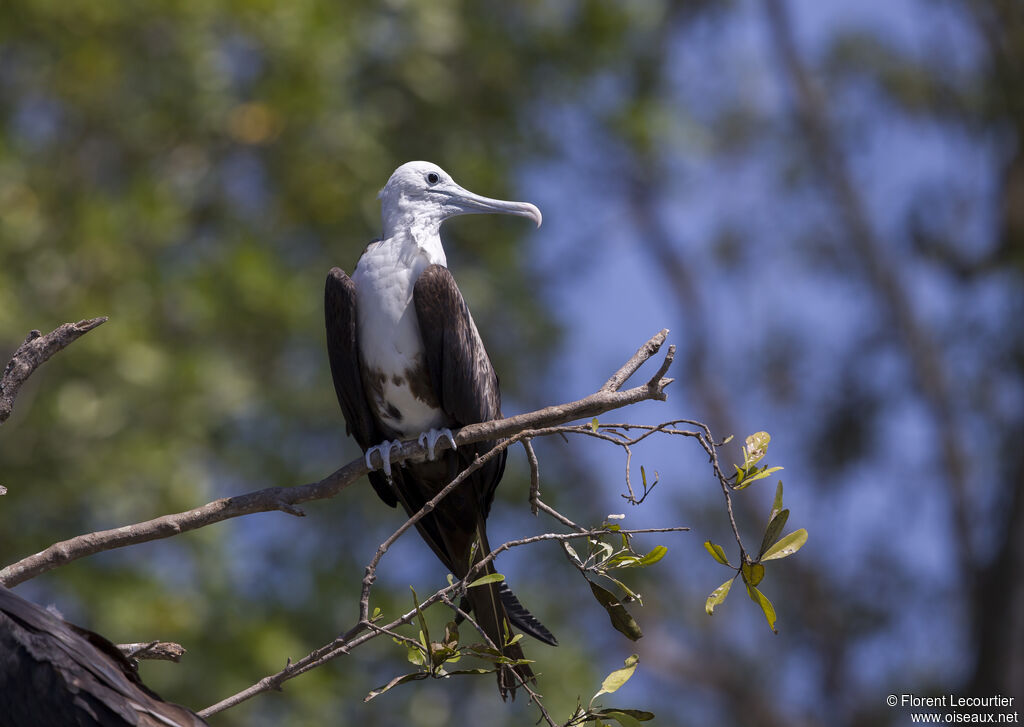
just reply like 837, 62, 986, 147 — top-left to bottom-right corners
365, 439, 403, 477
417, 428, 456, 460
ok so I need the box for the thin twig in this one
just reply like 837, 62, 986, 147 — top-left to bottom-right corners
440, 594, 490, 643
524, 439, 541, 515
534, 499, 587, 533
364, 621, 426, 654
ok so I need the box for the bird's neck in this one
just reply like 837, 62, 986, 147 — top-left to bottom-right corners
378, 219, 447, 269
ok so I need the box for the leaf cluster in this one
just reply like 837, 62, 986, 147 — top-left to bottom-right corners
704, 433, 808, 632
365, 580, 531, 702
562, 523, 668, 642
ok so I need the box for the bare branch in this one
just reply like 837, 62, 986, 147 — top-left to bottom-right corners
534, 499, 587, 532
524, 439, 541, 515
0, 331, 674, 588
600, 328, 670, 392
0, 317, 108, 425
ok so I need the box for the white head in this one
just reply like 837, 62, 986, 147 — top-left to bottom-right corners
379, 161, 542, 240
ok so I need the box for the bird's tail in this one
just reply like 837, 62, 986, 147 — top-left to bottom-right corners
463, 526, 559, 700
498, 580, 558, 647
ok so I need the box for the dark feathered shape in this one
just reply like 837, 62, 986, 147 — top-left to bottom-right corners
0, 585, 207, 727
325, 265, 556, 699
324, 266, 398, 507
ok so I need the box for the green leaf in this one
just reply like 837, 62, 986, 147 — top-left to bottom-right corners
637, 545, 667, 566
437, 650, 460, 665
592, 539, 615, 563
430, 645, 460, 667
743, 431, 771, 467
443, 622, 459, 649
444, 667, 494, 676
705, 577, 733, 615
734, 465, 783, 490
606, 546, 665, 570
741, 561, 765, 586
410, 587, 430, 658
761, 528, 808, 560
467, 572, 506, 588
758, 508, 789, 559
371, 606, 382, 620
405, 643, 426, 666
364, 671, 427, 701
563, 541, 583, 565
466, 644, 503, 660
602, 575, 643, 605
595, 710, 644, 727
605, 552, 642, 568
592, 654, 639, 704
593, 709, 655, 724
746, 583, 777, 632
770, 480, 784, 519
589, 580, 643, 641
591, 417, 600, 433
704, 540, 731, 566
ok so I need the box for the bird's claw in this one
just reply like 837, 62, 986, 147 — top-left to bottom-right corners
365, 439, 403, 477
417, 428, 456, 461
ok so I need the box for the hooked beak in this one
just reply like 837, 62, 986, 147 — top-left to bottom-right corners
440, 183, 542, 228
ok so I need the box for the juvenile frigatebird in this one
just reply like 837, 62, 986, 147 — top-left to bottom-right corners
324, 161, 556, 699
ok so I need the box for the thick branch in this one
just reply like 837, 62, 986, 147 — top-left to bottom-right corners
0, 317, 108, 425
0, 331, 674, 587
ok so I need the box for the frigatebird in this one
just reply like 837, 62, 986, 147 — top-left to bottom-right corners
0, 585, 207, 726
324, 161, 556, 698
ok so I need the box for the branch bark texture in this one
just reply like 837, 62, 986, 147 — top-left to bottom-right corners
0, 317, 108, 425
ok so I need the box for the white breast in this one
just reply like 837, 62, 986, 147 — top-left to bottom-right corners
352, 234, 446, 436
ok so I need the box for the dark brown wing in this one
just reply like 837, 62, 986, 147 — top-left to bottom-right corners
324, 267, 397, 508
412, 264, 556, 695
0, 585, 208, 726
412, 264, 506, 515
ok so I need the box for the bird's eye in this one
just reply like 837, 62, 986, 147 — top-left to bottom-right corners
426, 172, 440, 184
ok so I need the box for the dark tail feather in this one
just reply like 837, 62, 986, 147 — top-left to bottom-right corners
498, 581, 558, 647
465, 575, 535, 700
